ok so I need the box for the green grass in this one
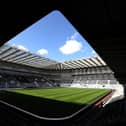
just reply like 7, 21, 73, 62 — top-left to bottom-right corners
10, 88, 110, 104
0, 88, 111, 118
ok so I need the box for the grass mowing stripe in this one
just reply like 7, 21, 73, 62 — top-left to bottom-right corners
46, 88, 106, 100
9, 88, 70, 97
15, 88, 102, 95
83, 90, 111, 104
55, 89, 99, 101
44, 88, 98, 99
9, 88, 110, 105
10, 88, 92, 98
11, 88, 108, 95
60, 89, 105, 103
10, 88, 85, 98
82, 92, 108, 104
11, 88, 81, 94
75, 90, 109, 104
10, 88, 109, 101
12, 88, 91, 94
61, 89, 103, 100
13, 88, 97, 100
45, 89, 89, 100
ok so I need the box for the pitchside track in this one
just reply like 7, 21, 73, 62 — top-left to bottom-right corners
0, 88, 111, 118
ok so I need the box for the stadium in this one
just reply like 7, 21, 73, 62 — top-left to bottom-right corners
0, 1, 126, 126
0, 44, 124, 125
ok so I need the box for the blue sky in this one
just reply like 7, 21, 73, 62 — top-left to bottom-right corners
6, 10, 98, 62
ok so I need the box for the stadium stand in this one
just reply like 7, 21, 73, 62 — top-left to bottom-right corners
0, 45, 124, 107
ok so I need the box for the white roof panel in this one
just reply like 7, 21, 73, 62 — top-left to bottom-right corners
0, 44, 58, 68
0, 44, 107, 70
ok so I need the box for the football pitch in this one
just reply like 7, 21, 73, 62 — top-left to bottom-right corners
0, 88, 111, 118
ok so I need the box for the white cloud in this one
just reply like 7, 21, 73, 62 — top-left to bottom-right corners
37, 49, 48, 55
16, 45, 29, 51
59, 40, 83, 55
70, 32, 79, 40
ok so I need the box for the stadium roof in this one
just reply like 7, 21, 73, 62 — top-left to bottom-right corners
0, 44, 107, 70
62, 56, 106, 69
0, 44, 58, 68
47, 57, 107, 70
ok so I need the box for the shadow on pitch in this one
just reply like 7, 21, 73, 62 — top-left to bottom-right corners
0, 90, 87, 118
